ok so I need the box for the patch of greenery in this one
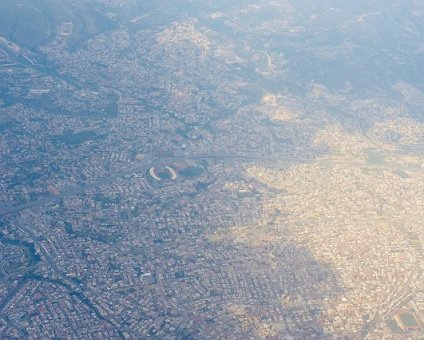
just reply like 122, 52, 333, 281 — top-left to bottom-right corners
50, 131, 98, 146
180, 166, 204, 178
366, 149, 386, 164
0, 2, 49, 48
0, 0, 118, 49
386, 319, 403, 333
399, 312, 419, 327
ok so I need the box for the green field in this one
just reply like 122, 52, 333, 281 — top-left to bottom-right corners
180, 166, 204, 178
399, 312, 419, 328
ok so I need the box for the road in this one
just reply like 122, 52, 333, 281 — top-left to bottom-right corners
0, 152, 307, 336
0, 153, 308, 217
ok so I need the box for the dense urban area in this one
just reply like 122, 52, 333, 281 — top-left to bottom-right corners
0, 0, 423, 338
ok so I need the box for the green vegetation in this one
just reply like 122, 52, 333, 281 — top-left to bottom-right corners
4, 259, 26, 274
0, 235, 39, 276
64, 222, 74, 235
180, 166, 204, 178
366, 149, 386, 165
157, 171, 172, 180
410, 238, 422, 252
386, 319, 403, 333
0, 0, 118, 49
0, 2, 49, 48
399, 312, 419, 328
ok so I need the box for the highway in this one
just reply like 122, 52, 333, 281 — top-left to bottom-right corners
0, 153, 308, 217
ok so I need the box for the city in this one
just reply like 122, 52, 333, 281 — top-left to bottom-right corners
0, 0, 423, 338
